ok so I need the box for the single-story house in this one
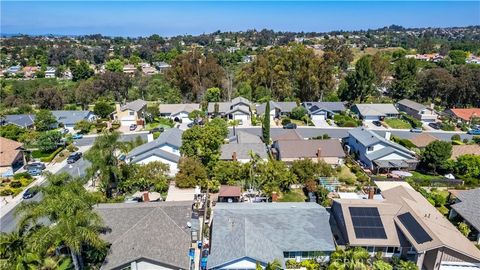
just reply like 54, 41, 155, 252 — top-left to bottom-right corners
451, 145, 480, 160
126, 128, 183, 176
409, 133, 438, 149
331, 183, 480, 270
45, 67, 56, 78
217, 185, 242, 203
347, 128, 418, 171
396, 99, 438, 123
123, 64, 137, 75
208, 97, 252, 124
95, 201, 196, 270
220, 131, 268, 163
0, 137, 26, 177
302, 102, 346, 120
153, 62, 171, 73
273, 138, 346, 166
2, 114, 36, 129
51, 110, 96, 130
449, 188, 480, 244
159, 103, 201, 123
5, 65, 22, 75
351, 104, 400, 121
256, 101, 297, 121
112, 99, 147, 127
445, 108, 480, 124
207, 203, 336, 270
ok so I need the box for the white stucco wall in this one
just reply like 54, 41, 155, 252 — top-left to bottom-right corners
136, 156, 178, 176
131, 260, 175, 270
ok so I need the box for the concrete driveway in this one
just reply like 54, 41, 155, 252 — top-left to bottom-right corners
312, 119, 331, 128
364, 121, 387, 130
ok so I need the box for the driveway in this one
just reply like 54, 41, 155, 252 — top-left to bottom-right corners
312, 119, 331, 128
364, 121, 387, 130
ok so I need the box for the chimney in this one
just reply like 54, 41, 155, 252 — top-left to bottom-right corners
271, 191, 279, 202
384, 131, 391, 141
316, 148, 322, 159
142, 192, 150, 202
368, 187, 375, 200
232, 151, 237, 161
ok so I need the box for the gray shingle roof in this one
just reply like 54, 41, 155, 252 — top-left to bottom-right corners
348, 127, 412, 155
121, 99, 147, 112
4, 114, 36, 128
256, 101, 297, 115
207, 97, 252, 114
303, 102, 346, 114
159, 103, 200, 116
220, 143, 268, 160
352, 104, 399, 117
127, 128, 183, 161
451, 188, 480, 232
228, 131, 263, 144
51, 110, 93, 125
208, 203, 335, 269
276, 139, 346, 159
366, 146, 414, 161
95, 202, 192, 270
397, 99, 427, 112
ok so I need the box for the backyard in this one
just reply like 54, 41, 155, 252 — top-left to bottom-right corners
278, 188, 307, 202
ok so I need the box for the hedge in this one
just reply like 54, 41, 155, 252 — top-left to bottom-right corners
401, 113, 422, 128
39, 147, 64, 162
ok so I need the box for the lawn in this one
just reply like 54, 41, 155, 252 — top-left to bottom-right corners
409, 171, 439, 181
278, 188, 307, 202
337, 165, 356, 185
384, 118, 412, 129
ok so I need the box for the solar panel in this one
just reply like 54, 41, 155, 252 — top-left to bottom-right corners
349, 207, 387, 239
398, 212, 433, 244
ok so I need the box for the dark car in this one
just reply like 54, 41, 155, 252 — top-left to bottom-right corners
428, 122, 440, 130
149, 127, 164, 133
24, 162, 46, 170
22, 188, 38, 200
129, 124, 137, 131
283, 123, 297, 129
372, 121, 382, 127
67, 152, 82, 164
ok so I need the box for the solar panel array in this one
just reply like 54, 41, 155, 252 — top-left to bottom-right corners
398, 212, 433, 244
349, 207, 387, 239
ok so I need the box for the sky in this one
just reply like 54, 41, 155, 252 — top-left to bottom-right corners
1, 1, 479, 37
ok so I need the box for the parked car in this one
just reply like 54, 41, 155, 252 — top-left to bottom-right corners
410, 128, 423, 133
129, 124, 137, 131
22, 188, 38, 199
149, 127, 164, 133
428, 122, 440, 130
467, 129, 480, 135
72, 133, 83, 139
61, 129, 69, 135
67, 152, 82, 164
372, 121, 382, 127
27, 167, 43, 176
283, 123, 297, 129
24, 162, 46, 170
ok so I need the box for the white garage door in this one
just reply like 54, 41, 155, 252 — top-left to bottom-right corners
234, 114, 249, 124
364, 116, 380, 122
311, 114, 326, 121
121, 120, 136, 126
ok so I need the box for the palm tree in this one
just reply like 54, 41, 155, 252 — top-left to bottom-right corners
17, 173, 106, 270
397, 260, 418, 270
265, 259, 282, 270
41, 256, 71, 270
329, 247, 370, 270
84, 131, 126, 198
0, 226, 41, 270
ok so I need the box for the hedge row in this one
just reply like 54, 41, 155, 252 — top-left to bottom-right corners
39, 147, 64, 162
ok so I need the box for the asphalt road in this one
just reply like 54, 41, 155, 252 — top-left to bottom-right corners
0, 133, 148, 233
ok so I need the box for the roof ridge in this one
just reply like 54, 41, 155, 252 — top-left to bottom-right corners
158, 207, 189, 236
110, 207, 156, 245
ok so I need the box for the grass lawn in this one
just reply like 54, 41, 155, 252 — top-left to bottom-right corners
278, 188, 307, 202
409, 171, 439, 181
384, 118, 412, 129
290, 119, 306, 126
337, 165, 356, 185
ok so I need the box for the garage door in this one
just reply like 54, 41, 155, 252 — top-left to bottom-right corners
364, 116, 379, 122
181, 117, 192, 124
121, 120, 136, 126
234, 114, 249, 124
311, 114, 326, 121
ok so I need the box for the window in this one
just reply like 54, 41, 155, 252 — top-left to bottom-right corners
387, 247, 394, 253
129, 111, 134, 116
367, 146, 374, 151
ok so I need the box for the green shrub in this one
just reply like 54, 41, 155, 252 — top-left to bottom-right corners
0, 189, 13, 196
39, 147, 64, 162
451, 134, 461, 141
401, 113, 422, 128
440, 122, 455, 131
67, 144, 77, 152
462, 138, 469, 144
9, 181, 22, 188
14, 172, 32, 180
281, 118, 291, 125
95, 122, 107, 132
473, 136, 480, 144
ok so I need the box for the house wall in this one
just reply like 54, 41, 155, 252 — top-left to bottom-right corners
130, 260, 176, 270
347, 136, 374, 169
210, 257, 261, 270
135, 156, 178, 176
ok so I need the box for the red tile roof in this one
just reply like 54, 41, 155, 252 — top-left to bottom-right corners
449, 108, 480, 121
218, 185, 242, 198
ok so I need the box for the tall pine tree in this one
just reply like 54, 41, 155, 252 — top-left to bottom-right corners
262, 101, 270, 144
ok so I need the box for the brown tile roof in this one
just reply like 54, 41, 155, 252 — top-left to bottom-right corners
0, 137, 23, 167
277, 139, 345, 159
409, 133, 438, 148
451, 145, 480, 160
218, 185, 242, 198
271, 130, 303, 142
449, 108, 480, 121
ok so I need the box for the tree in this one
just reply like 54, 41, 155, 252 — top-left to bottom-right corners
175, 157, 208, 188
262, 101, 270, 144
205, 87, 221, 102
104, 59, 124, 72
397, 260, 418, 270
93, 99, 114, 119
212, 160, 247, 186
421, 141, 452, 174
448, 50, 467, 65
265, 259, 282, 270
339, 55, 376, 102
290, 159, 334, 184
329, 247, 370, 270
145, 77, 182, 103
37, 131, 62, 152
74, 120, 92, 134
290, 106, 307, 120
75, 80, 97, 110
388, 58, 417, 100
253, 160, 297, 194
84, 131, 126, 198
454, 154, 480, 179
373, 260, 393, 270
458, 222, 471, 237
70, 61, 94, 81
94, 71, 132, 102
188, 110, 206, 120
0, 227, 41, 270
17, 173, 105, 270
34, 110, 57, 131
36, 87, 64, 110
0, 124, 26, 141
119, 161, 170, 193
180, 118, 228, 167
